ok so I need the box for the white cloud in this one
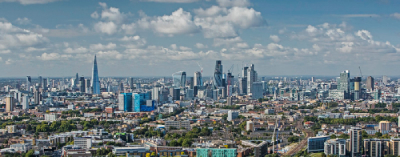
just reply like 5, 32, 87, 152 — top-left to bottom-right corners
94, 21, 117, 35
138, 8, 200, 35
96, 50, 123, 60
142, 0, 199, 3
25, 47, 47, 52
64, 47, 88, 54
121, 23, 136, 35
5, 58, 12, 65
37, 53, 71, 61
91, 11, 99, 19
15, 17, 31, 25
213, 36, 243, 47
0, 21, 48, 49
120, 35, 141, 41
391, 13, 400, 19
195, 43, 208, 49
100, 5, 127, 24
270, 35, 280, 43
355, 30, 373, 40
90, 43, 117, 51
180, 46, 192, 51
0, 49, 11, 54
216, 0, 251, 7
193, 6, 227, 17
0, 0, 60, 5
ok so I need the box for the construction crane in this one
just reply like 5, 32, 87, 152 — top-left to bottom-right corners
359, 66, 363, 78
271, 118, 279, 154
197, 62, 203, 74
228, 64, 234, 73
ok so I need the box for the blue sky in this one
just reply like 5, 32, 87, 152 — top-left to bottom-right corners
0, 0, 399, 77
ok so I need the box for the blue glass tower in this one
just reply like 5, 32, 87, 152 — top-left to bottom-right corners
91, 55, 100, 94
123, 93, 133, 112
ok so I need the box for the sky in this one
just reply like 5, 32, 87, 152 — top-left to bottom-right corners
0, 0, 400, 77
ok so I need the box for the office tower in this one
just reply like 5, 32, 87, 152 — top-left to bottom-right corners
194, 71, 202, 87
353, 77, 361, 100
227, 110, 238, 121
339, 70, 350, 99
374, 89, 381, 100
22, 95, 29, 110
239, 77, 247, 95
118, 93, 133, 112
227, 85, 233, 96
349, 127, 362, 157
307, 136, 330, 153
246, 64, 257, 94
75, 73, 79, 87
189, 77, 194, 89
5, 95, 14, 112
187, 89, 194, 99
363, 139, 390, 157
383, 75, 388, 84
227, 96, 232, 106
251, 82, 263, 99
152, 87, 160, 102
34, 90, 41, 105
85, 79, 91, 93
214, 60, 223, 89
26, 76, 31, 92
130, 77, 134, 89
79, 77, 85, 93
170, 88, 180, 101
242, 66, 248, 78
119, 82, 124, 93
366, 76, 374, 91
91, 55, 100, 94
379, 121, 391, 134
181, 72, 186, 88
42, 78, 47, 90
311, 77, 315, 82
38, 76, 42, 87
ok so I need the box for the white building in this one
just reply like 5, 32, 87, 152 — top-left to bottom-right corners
6, 125, 16, 133
324, 139, 346, 156
45, 114, 57, 121
73, 137, 92, 149
246, 121, 254, 131
165, 121, 191, 130
227, 110, 238, 121
10, 143, 32, 153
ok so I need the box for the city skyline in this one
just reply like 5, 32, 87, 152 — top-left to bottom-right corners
0, 0, 400, 77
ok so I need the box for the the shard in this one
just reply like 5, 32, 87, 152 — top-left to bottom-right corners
91, 55, 100, 94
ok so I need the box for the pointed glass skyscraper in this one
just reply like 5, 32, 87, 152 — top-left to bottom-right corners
91, 55, 100, 94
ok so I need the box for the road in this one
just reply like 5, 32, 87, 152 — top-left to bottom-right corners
282, 118, 315, 156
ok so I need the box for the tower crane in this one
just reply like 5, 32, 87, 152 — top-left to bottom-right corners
197, 62, 203, 74
359, 66, 363, 78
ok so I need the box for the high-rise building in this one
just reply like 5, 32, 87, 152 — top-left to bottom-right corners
389, 138, 400, 156
119, 93, 133, 112
181, 72, 186, 89
26, 76, 31, 92
239, 77, 247, 95
43, 78, 47, 90
349, 127, 362, 157
194, 71, 202, 87
85, 79, 91, 93
366, 76, 374, 91
5, 95, 14, 112
379, 121, 391, 134
91, 55, 100, 94
338, 70, 350, 99
214, 60, 223, 89
22, 95, 29, 110
353, 77, 361, 100
383, 75, 389, 84
130, 77, 134, 89
152, 87, 160, 102
119, 82, 124, 93
247, 64, 258, 94
363, 138, 390, 157
38, 76, 42, 88
34, 90, 41, 105
227, 110, 238, 121
170, 88, 180, 101
79, 77, 85, 93
324, 139, 346, 156
251, 82, 263, 99
307, 136, 330, 153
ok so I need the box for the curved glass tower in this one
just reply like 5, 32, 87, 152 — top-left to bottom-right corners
91, 55, 100, 94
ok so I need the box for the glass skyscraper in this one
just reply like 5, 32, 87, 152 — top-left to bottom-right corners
91, 55, 100, 94
214, 60, 223, 89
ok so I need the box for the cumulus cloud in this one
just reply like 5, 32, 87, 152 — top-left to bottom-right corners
37, 53, 71, 61
121, 23, 136, 35
216, 0, 251, 7
138, 8, 200, 35
90, 43, 117, 51
195, 43, 208, 49
94, 21, 117, 35
15, 17, 31, 25
96, 50, 123, 60
91, 12, 99, 19
120, 35, 141, 41
391, 13, 400, 19
270, 35, 280, 43
64, 47, 88, 54
0, 21, 48, 50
